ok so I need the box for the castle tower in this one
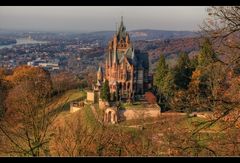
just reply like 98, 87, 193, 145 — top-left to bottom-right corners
103, 16, 150, 101
97, 66, 103, 82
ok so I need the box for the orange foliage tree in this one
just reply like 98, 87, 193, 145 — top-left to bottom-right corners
144, 92, 157, 104
0, 65, 55, 156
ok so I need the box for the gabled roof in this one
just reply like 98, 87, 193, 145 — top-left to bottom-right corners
125, 47, 133, 59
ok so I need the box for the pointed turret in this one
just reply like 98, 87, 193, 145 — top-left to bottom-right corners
97, 66, 103, 82
120, 16, 123, 27
117, 16, 127, 41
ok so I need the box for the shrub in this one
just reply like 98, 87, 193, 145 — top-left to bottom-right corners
144, 92, 157, 104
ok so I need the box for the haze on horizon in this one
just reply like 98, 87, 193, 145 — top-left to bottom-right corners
0, 6, 208, 33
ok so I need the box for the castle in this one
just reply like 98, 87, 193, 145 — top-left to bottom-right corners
96, 17, 152, 102
85, 17, 159, 124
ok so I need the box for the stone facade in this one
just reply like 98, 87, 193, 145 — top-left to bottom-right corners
86, 91, 96, 103
104, 17, 151, 101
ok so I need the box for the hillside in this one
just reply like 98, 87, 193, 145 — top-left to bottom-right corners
133, 37, 201, 71
47, 89, 230, 156
129, 29, 198, 41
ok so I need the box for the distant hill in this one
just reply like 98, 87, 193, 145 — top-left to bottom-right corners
129, 29, 199, 41
133, 37, 201, 71
75, 30, 201, 71
76, 29, 199, 46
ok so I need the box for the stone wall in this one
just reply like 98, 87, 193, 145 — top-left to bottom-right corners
87, 91, 95, 103
70, 106, 82, 113
70, 101, 84, 113
118, 106, 160, 121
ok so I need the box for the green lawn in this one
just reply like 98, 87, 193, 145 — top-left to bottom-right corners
83, 105, 101, 129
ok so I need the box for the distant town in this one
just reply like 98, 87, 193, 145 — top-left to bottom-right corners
0, 32, 104, 74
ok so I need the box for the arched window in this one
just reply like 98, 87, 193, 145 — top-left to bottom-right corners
108, 111, 112, 122
123, 83, 126, 90
127, 83, 130, 89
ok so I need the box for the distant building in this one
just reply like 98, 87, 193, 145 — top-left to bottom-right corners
27, 59, 59, 71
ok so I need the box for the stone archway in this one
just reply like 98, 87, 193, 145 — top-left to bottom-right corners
104, 107, 118, 124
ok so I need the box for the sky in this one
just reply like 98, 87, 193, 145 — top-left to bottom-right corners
0, 6, 208, 32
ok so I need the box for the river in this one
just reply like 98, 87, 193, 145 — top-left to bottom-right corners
0, 38, 48, 49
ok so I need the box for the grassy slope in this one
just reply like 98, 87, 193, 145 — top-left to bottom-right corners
50, 89, 102, 131
82, 104, 101, 129
48, 89, 86, 115
50, 90, 222, 133
49, 90, 229, 156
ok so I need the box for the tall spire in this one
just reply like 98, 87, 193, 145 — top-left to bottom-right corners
97, 65, 103, 81
117, 16, 126, 41
98, 66, 102, 73
119, 16, 124, 31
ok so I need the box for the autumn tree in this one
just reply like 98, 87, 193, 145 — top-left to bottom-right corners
51, 71, 80, 95
5, 65, 52, 98
0, 68, 8, 117
202, 6, 240, 74
144, 92, 157, 104
0, 65, 57, 156
50, 111, 97, 156
177, 7, 240, 153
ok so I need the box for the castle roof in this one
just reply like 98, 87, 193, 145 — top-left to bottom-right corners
107, 17, 149, 70
96, 80, 102, 86
97, 66, 103, 73
117, 16, 127, 42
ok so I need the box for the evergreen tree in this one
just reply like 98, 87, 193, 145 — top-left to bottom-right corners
154, 54, 169, 91
198, 38, 217, 67
190, 55, 199, 69
161, 70, 175, 110
154, 54, 175, 110
174, 52, 193, 90
100, 80, 110, 101
162, 70, 175, 98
